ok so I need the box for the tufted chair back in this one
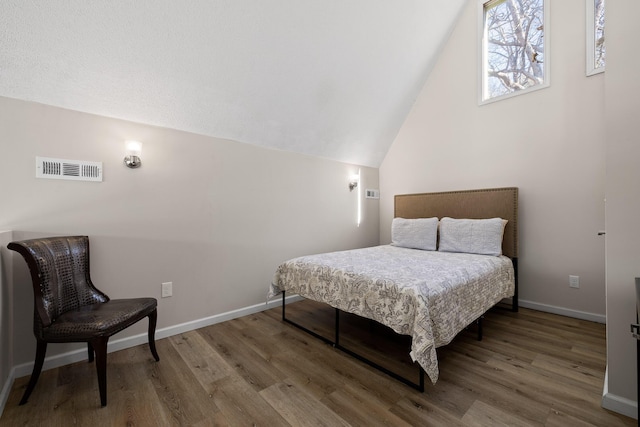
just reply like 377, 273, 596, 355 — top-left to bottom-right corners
9, 236, 109, 335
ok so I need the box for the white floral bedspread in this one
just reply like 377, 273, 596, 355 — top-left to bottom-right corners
268, 245, 515, 383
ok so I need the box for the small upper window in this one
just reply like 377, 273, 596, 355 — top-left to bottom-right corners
479, 0, 549, 104
586, 0, 605, 75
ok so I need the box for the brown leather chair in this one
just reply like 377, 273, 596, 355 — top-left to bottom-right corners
8, 235, 159, 407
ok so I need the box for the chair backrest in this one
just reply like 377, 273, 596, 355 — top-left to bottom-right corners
8, 236, 109, 329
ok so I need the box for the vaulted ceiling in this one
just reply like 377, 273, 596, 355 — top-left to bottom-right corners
0, 1, 465, 167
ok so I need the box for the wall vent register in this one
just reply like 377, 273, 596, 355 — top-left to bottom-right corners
36, 156, 103, 182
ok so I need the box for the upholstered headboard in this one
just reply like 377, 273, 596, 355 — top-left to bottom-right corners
394, 187, 519, 259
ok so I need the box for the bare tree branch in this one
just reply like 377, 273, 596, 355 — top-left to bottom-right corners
484, 0, 545, 98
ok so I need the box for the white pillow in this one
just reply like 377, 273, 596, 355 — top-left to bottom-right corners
391, 217, 439, 251
438, 217, 507, 256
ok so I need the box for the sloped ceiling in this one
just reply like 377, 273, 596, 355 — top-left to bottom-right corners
0, 0, 465, 167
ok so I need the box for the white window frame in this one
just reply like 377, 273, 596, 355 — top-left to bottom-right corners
586, 0, 605, 76
478, 0, 551, 105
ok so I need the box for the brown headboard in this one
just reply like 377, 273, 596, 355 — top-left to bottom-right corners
394, 187, 519, 259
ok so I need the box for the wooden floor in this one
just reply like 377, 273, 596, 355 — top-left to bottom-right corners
1, 301, 635, 426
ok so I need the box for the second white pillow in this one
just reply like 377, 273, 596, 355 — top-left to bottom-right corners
438, 217, 507, 256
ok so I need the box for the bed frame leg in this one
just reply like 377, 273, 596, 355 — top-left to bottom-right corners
335, 308, 340, 346
512, 258, 519, 312
477, 316, 483, 341
282, 292, 286, 321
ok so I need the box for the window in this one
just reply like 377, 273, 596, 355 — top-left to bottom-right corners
479, 0, 549, 103
586, 0, 605, 75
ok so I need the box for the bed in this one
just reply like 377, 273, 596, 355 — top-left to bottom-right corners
268, 187, 518, 390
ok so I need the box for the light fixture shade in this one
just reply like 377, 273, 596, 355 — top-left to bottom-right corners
125, 140, 142, 157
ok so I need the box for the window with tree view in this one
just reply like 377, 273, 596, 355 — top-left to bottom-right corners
587, 0, 605, 75
480, 0, 549, 103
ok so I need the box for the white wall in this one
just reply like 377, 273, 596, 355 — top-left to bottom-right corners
603, 0, 640, 417
0, 96, 379, 368
380, 0, 606, 319
0, 231, 14, 410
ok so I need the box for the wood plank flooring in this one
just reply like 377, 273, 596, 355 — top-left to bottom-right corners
0, 301, 635, 426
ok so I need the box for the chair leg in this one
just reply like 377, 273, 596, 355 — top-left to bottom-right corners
87, 342, 94, 363
148, 309, 160, 362
19, 340, 47, 405
91, 338, 109, 407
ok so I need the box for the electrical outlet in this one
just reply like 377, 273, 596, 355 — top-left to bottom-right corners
161, 282, 173, 298
569, 275, 580, 289
365, 189, 380, 199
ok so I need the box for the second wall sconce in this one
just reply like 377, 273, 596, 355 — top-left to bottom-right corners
124, 140, 142, 168
349, 172, 360, 191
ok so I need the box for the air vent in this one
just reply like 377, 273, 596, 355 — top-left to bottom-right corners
36, 156, 103, 182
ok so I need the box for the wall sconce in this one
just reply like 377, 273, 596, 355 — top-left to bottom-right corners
349, 172, 360, 192
124, 140, 142, 168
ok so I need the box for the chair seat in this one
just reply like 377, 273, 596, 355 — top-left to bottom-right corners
42, 298, 157, 342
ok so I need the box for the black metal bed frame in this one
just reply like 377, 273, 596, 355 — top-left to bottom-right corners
281, 291, 427, 391
280, 258, 518, 392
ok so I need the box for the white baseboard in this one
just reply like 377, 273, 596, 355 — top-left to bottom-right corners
602, 367, 638, 419
0, 367, 15, 417
602, 392, 637, 419
1, 294, 301, 416
519, 299, 606, 324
